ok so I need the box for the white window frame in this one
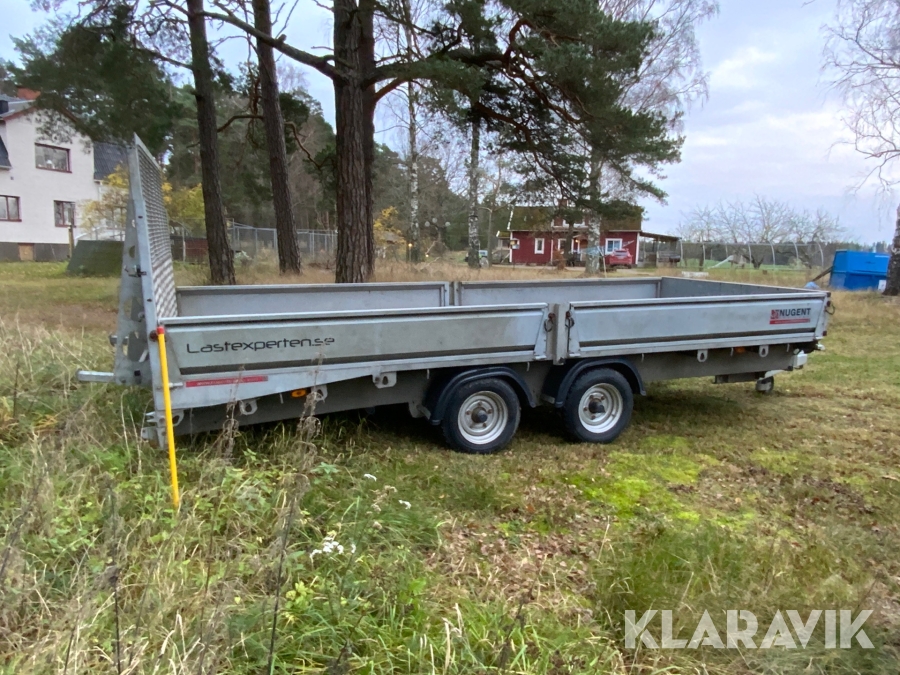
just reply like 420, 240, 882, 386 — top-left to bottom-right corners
605, 238, 623, 253
534, 237, 545, 254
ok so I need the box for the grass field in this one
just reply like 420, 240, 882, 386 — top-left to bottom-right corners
1, 261, 899, 674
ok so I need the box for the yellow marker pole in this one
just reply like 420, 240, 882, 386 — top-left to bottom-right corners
155, 327, 180, 510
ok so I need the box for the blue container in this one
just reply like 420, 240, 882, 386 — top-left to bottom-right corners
829, 250, 890, 291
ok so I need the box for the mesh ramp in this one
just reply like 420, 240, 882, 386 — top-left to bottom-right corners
131, 137, 177, 323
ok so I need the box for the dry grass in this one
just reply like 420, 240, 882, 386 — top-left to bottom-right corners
190, 256, 824, 288
0, 260, 898, 674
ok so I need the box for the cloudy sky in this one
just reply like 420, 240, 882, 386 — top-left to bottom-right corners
2, 0, 897, 242
640, 0, 899, 242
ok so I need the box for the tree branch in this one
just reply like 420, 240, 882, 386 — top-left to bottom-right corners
203, 7, 340, 81
216, 114, 325, 170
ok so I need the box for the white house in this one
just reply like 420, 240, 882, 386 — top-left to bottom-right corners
0, 88, 126, 262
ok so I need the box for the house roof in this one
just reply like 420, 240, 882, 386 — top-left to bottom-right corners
507, 204, 643, 233
0, 95, 36, 121
93, 141, 128, 180
508, 206, 559, 231
0, 136, 9, 169
0, 101, 127, 177
637, 230, 680, 243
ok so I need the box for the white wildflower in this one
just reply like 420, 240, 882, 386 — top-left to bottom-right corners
363, 474, 377, 481
399, 500, 411, 509
310, 532, 345, 560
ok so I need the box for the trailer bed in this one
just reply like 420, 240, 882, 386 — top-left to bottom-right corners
79, 140, 830, 453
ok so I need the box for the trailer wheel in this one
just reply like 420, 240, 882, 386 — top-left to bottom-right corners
563, 369, 633, 443
441, 378, 520, 454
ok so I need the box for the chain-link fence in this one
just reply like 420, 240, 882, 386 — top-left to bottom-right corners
231, 223, 278, 260
296, 229, 337, 263
648, 241, 828, 269
168, 223, 337, 265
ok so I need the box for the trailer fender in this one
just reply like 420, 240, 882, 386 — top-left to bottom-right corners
545, 358, 645, 409
426, 367, 537, 425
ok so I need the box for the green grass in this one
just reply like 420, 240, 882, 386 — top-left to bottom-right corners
1, 262, 899, 673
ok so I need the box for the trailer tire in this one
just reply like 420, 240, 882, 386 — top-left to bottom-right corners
563, 369, 633, 444
441, 378, 520, 454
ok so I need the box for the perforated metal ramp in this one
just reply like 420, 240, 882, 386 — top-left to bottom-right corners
132, 138, 177, 323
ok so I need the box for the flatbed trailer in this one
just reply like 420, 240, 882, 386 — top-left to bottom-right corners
79, 141, 832, 454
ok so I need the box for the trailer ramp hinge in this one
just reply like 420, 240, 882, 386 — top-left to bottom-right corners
544, 313, 555, 332
565, 312, 575, 328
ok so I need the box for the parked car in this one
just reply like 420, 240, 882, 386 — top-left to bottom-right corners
605, 249, 633, 268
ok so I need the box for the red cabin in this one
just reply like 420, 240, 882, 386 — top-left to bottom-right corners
496, 204, 646, 266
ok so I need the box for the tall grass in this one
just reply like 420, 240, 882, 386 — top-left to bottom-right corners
0, 318, 648, 674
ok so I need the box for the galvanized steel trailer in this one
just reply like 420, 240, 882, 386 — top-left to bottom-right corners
78, 141, 832, 454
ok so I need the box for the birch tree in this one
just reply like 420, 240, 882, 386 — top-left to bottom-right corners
582, 0, 717, 273
466, 117, 481, 268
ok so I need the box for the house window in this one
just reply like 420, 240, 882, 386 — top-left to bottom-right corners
605, 238, 623, 253
35, 144, 70, 172
54, 201, 75, 228
572, 239, 581, 253
534, 238, 545, 254
510, 238, 520, 250
0, 195, 20, 221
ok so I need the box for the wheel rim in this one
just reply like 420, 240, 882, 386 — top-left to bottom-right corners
578, 384, 624, 433
457, 391, 509, 445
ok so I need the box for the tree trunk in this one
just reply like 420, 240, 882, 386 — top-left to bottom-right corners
333, 0, 376, 283
467, 117, 481, 269
885, 204, 900, 296
186, 0, 234, 285
407, 87, 420, 263
564, 217, 576, 267
401, 0, 420, 264
253, 0, 301, 274
585, 155, 602, 275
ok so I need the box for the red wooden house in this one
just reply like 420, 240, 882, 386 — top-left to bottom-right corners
496, 205, 660, 266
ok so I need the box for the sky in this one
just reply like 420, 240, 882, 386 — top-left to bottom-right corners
1, 0, 897, 243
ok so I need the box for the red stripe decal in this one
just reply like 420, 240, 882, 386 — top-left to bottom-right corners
769, 318, 811, 325
185, 375, 269, 388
